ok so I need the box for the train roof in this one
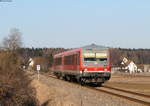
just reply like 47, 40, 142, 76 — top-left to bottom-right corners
54, 44, 108, 58
54, 48, 81, 57
80, 43, 108, 50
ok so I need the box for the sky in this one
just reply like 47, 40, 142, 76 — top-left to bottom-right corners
0, 0, 150, 48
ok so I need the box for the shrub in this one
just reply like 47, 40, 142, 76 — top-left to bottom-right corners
0, 51, 39, 106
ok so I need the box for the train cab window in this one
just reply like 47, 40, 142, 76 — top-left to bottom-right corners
84, 58, 96, 61
97, 58, 108, 66
97, 58, 107, 62
64, 53, 80, 65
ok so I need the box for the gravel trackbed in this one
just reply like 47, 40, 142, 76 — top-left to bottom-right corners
30, 73, 144, 106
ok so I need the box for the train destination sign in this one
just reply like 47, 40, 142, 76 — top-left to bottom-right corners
96, 53, 107, 58
84, 53, 95, 57
84, 52, 107, 58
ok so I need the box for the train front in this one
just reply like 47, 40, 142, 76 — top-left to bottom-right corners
79, 47, 111, 84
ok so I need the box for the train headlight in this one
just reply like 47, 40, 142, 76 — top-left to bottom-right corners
84, 68, 88, 71
104, 68, 107, 71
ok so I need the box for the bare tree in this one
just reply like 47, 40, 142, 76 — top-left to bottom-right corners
0, 28, 38, 106
3, 28, 22, 50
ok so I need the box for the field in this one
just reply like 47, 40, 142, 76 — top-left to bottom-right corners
104, 73, 150, 95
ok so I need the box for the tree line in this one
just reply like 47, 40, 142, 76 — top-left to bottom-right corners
110, 48, 150, 66
17, 47, 69, 67
17, 47, 150, 67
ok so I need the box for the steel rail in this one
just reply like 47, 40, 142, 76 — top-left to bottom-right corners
88, 87, 150, 106
102, 85, 150, 98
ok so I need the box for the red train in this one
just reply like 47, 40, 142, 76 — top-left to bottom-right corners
52, 44, 111, 85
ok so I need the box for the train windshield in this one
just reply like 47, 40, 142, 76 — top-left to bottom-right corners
84, 58, 96, 61
84, 57, 107, 66
96, 58, 107, 62
83, 52, 108, 66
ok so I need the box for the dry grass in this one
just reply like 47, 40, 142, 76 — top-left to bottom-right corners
0, 51, 39, 106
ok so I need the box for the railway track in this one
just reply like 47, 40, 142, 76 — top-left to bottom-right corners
94, 86, 150, 106
30, 72, 150, 106
112, 74, 150, 78
102, 85, 150, 98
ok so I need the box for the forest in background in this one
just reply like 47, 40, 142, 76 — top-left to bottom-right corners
17, 47, 150, 68
110, 48, 150, 66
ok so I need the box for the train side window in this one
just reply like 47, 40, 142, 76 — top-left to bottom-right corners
64, 52, 80, 65
54, 57, 62, 65
64, 55, 71, 65
64, 55, 74, 65
76, 53, 80, 65
73, 53, 80, 65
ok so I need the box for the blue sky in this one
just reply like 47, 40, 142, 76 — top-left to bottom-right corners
0, 0, 150, 48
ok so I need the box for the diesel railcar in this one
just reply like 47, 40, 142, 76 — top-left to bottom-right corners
52, 44, 111, 85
